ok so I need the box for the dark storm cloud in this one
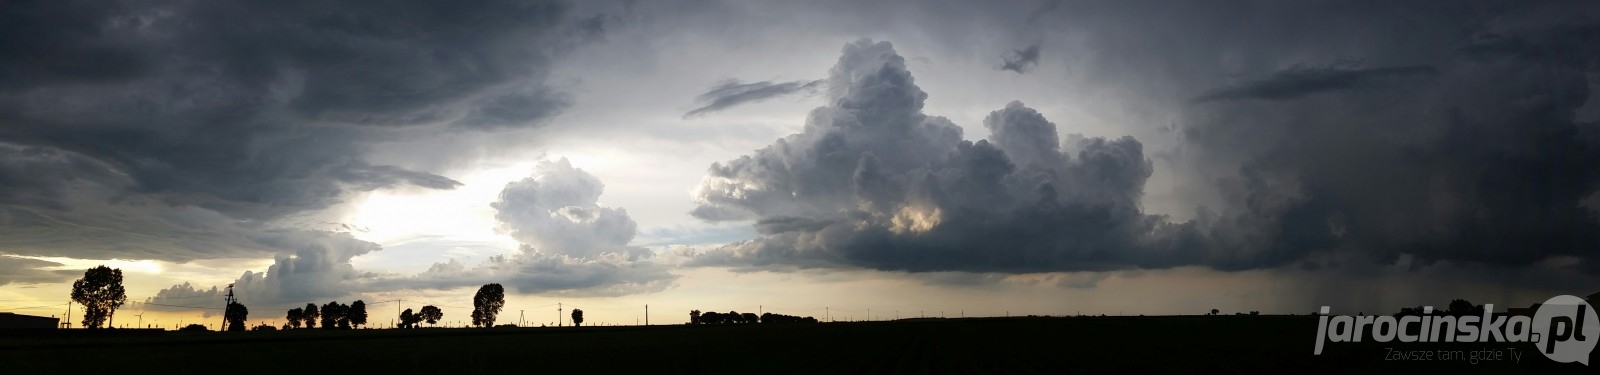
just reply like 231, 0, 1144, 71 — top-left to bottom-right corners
1191, 64, 1438, 102
0, 256, 75, 286
1036, 0, 1598, 276
692, 8, 1600, 278
0, 0, 600, 262
1027, 0, 1063, 24
1167, 2, 1600, 273
683, 79, 825, 118
688, 40, 1201, 273
999, 44, 1042, 74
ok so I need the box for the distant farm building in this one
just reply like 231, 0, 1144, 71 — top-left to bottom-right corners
0, 312, 59, 329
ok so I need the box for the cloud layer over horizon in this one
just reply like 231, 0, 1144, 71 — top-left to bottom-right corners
5, 0, 1600, 317
688, 32, 1600, 282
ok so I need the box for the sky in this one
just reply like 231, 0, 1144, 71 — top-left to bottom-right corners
3, 0, 1600, 329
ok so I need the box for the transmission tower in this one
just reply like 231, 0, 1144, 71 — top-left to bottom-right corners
221, 284, 235, 331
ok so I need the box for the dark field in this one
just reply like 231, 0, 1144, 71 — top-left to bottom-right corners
1, 316, 1592, 374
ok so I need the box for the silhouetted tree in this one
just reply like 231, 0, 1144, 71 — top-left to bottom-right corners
742, 313, 758, 324
303, 303, 320, 329
70, 265, 127, 329
1447, 299, 1484, 317
321, 301, 350, 329
472, 283, 505, 327
225, 301, 248, 332
348, 300, 368, 329
419, 305, 443, 327
399, 308, 420, 329
1209, 309, 1219, 316
571, 309, 584, 326
689, 310, 701, 325
180, 324, 208, 331
1395, 305, 1429, 317
287, 308, 304, 329
251, 323, 277, 331
337, 305, 351, 328
757, 312, 818, 324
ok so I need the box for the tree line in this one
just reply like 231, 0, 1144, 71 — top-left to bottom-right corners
689, 310, 818, 324
281, 300, 369, 329
68, 266, 819, 331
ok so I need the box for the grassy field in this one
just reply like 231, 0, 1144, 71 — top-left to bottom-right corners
1, 316, 1592, 374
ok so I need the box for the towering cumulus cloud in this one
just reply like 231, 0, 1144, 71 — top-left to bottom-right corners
493, 159, 643, 260
375, 158, 675, 297
693, 32, 1600, 280
689, 40, 1196, 273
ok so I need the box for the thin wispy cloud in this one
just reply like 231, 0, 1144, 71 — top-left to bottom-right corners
683, 79, 823, 118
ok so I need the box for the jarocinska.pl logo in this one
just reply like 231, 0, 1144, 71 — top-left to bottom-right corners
1312, 295, 1598, 365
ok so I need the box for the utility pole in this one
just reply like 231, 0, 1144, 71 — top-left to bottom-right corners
826, 307, 829, 322
558, 303, 563, 327
520, 310, 525, 327
221, 284, 235, 331
759, 305, 762, 315
63, 302, 71, 329
645, 304, 649, 326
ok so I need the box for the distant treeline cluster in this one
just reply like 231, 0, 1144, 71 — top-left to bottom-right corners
399, 306, 445, 328
284, 301, 369, 329
1393, 299, 1487, 317
68, 263, 833, 332
689, 310, 818, 325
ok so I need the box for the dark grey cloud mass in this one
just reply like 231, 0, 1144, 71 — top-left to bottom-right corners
684, 79, 825, 118
690, 39, 1189, 273
691, 12, 1600, 281
0, 0, 600, 283
0, 256, 75, 286
999, 44, 1042, 74
1191, 64, 1439, 102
